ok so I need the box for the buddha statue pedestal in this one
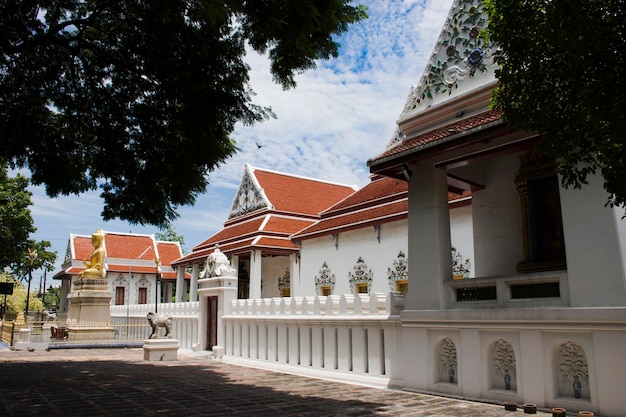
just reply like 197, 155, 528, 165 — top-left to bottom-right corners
65, 278, 115, 341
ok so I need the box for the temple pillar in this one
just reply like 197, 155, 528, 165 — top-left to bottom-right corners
175, 265, 185, 302
405, 164, 452, 310
290, 253, 300, 296
249, 250, 262, 299
189, 264, 199, 302
560, 172, 626, 306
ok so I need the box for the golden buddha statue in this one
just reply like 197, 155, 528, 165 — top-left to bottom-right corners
79, 229, 106, 279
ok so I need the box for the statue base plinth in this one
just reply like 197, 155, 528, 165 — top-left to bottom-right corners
143, 338, 180, 361
66, 278, 114, 340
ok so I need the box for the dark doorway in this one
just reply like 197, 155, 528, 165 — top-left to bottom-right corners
206, 296, 218, 350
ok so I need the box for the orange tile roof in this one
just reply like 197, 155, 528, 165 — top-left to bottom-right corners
54, 231, 186, 279
193, 218, 265, 251
156, 242, 184, 267
262, 216, 316, 234
292, 176, 472, 241
254, 169, 356, 216
368, 109, 503, 166
104, 233, 156, 260
73, 236, 94, 261
294, 200, 408, 240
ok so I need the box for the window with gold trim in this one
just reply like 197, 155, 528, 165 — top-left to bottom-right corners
395, 280, 408, 296
321, 285, 331, 296
356, 283, 369, 294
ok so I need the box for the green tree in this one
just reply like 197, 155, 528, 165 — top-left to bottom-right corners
0, 165, 35, 271
155, 225, 186, 253
484, 0, 626, 208
0, 275, 43, 316
42, 286, 62, 312
0, 1, 367, 227
0, 166, 58, 310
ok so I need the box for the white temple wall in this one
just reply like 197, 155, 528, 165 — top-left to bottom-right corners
261, 255, 290, 297
450, 204, 474, 277
472, 152, 524, 277
298, 221, 407, 296
297, 207, 473, 297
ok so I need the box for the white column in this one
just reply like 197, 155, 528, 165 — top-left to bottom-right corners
560, 172, 626, 306
231, 254, 239, 274
163, 281, 173, 303
189, 264, 199, 302
405, 164, 452, 310
249, 250, 262, 299
175, 265, 185, 302
290, 253, 300, 296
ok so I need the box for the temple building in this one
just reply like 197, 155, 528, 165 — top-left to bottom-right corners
54, 231, 188, 319
172, 164, 358, 299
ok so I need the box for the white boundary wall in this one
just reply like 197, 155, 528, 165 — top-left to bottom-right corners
110, 302, 199, 350
221, 293, 404, 388
111, 296, 626, 416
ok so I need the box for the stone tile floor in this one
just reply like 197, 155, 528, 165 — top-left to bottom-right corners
0, 347, 554, 416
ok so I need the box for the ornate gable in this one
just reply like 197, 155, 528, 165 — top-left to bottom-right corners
228, 166, 268, 219
395, 0, 498, 131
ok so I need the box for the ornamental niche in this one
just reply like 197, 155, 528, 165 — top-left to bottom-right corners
387, 251, 408, 290
314, 262, 335, 295
348, 257, 373, 294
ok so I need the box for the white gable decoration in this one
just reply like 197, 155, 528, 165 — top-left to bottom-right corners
399, 0, 498, 121
229, 165, 268, 219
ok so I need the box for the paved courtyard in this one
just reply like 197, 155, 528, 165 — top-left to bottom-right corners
0, 347, 552, 417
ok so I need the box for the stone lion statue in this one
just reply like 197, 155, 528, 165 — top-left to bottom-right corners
146, 312, 173, 339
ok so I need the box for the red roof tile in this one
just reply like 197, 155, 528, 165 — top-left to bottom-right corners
73, 236, 94, 261
254, 169, 356, 216
369, 109, 503, 166
156, 242, 183, 267
104, 233, 156, 260
193, 218, 265, 251
262, 216, 316, 234
293, 200, 408, 240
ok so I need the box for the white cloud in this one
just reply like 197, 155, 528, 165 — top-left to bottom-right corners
28, 0, 454, 272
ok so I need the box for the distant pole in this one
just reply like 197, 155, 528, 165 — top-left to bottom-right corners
25, 249, 38, 315
154, 258, 161, 314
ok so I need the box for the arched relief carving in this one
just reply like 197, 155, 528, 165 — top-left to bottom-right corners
557, 340, 590, 400
439, 337, 458, 384
491, 338, 517, 391
515, 151, 567, 273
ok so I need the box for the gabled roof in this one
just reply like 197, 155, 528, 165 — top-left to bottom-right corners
54, 231, 187, 280
292, 176, 472, 241
367, 1, 535, 183
395, 0, 498, 127
174, 166, 358, 266
227, 164, 358, 219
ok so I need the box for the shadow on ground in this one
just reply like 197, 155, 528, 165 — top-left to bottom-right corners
0, 356, 398, 417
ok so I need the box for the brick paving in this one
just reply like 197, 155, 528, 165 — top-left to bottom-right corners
0, 347, 552, 417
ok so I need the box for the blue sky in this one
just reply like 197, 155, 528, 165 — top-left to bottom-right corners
27, 0, 454, 284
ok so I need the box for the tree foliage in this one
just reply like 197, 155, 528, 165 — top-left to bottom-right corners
0, 165, 35, 270
0, 165, 57, 275
485, 0, 626, 207
0, 0, 367, 226
0, 275, 44, 315
155, 225, 186, 253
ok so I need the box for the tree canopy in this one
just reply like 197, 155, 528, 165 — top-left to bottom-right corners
485, 0, 626, 208
0, 0, 367, 226
0, 165, 57, 276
